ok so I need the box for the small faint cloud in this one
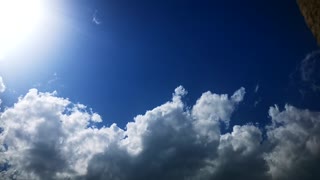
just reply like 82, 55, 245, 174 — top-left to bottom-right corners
254, 98, 261, 107
33, 82, 42, 88
0, 76, 6, 93
290, 50, 320, 96
253, 83, 260, 107
48, 72, 58, 85
300, 51, 320, 91
32, 73, 62, 91
92, 10, 102, 25
254, 84, 259, 93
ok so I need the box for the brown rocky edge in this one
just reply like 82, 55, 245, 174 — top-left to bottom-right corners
297, 0, 320, 44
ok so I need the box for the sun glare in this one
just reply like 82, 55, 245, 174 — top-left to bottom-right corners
0, 0, 45, 59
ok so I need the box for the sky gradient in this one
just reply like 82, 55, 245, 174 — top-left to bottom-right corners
1, 0, 320, 179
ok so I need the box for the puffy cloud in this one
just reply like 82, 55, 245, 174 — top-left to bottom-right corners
195, 125, 270, 180
0, 86, 320, 180
265, 105, 320, 180
91, 113, 102, 123
83, 86, 247, 180
0, 89, 124, 179
0, 76, 5, 93
191, 87, 245, 142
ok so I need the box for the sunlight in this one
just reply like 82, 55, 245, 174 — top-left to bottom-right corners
0, 0, 45, 59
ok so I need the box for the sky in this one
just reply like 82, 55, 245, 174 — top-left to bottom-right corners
1, 0, 320, 180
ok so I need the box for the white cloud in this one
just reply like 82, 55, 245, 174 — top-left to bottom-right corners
0, 86, 320, 180
92, 10, 102, 25
191, 87, 245, 142
85, 86, 246, 180
196, 125, 269, 180
91, 113, 102, 123
0, 76, 5, 93
0, 89, 124, 179
265, 105, 320, 180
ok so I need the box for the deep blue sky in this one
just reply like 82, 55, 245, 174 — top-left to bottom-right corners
0, 0, 318, 128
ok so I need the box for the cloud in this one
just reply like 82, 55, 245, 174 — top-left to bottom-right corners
253, 84, 261, 107
291, 50, 320, 95
0, 89, 124, 179
92, 10, 102, 25
47, 72, 59, 85
198, 125, 270, 180
265, 105, 320, 180
0, 86, 320, 180
91, 113, 102, 123
191, 87, 245, 139
255, 84, 259, 93
300, 50, 320, 92
0, 76, 5, 93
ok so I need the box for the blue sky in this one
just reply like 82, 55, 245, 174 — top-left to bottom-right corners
1, 0, 320, 179
1, 0, 318, 127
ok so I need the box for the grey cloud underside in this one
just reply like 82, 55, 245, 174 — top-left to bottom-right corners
0, 86, 320, 180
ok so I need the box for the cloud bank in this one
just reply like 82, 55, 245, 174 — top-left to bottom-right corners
0, 85, 320, 180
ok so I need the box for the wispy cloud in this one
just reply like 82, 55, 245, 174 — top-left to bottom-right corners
47, 72, 59, 85
291, 50, 320, 96
92, 10, 102, 25
0, 76, 5, 93
300, 50, 320, 92
254, 98, 261, 107
255, 84, 259, 93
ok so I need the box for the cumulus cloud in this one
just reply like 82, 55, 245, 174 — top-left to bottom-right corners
0, 86, 320, 180
91, 113, 102, 123
0, 89, 124, 179
0, 76, 5, 93
265, 105, 320, 180
198, 125, 270, 180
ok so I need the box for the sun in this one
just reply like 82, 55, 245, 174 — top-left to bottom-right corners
0, 0, 45, 59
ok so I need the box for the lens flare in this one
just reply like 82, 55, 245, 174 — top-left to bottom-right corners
0, 0, 45, 59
